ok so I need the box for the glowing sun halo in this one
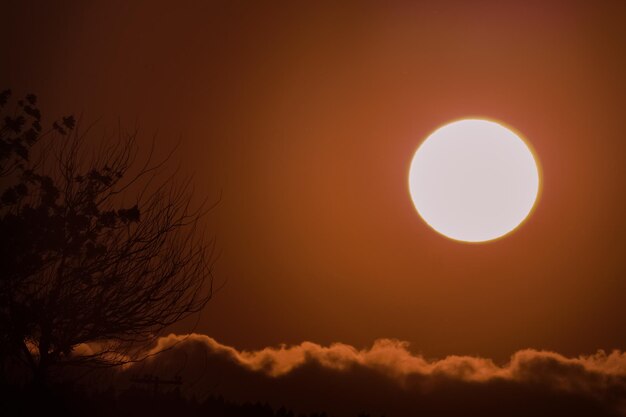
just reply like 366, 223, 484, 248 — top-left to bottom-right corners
408, 119, 540, 243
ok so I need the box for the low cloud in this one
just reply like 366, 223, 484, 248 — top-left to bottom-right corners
113, 334, 626, 416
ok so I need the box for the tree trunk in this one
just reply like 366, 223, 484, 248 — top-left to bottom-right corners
32, 325, 51, 390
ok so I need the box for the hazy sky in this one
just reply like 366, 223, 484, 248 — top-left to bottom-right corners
3, 0, 626, 361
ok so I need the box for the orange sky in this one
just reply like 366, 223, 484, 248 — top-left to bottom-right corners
3, 0, 626, 360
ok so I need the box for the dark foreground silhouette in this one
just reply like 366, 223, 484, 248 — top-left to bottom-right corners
1, 379, 623, 417
1, 384, 364, 417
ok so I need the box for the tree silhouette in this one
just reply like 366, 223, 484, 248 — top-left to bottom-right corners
0, 90, 215, 386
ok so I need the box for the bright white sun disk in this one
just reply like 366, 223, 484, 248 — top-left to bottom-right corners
408, 119, 540, 242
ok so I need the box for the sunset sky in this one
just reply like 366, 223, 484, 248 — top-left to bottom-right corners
3, 0, 626, 367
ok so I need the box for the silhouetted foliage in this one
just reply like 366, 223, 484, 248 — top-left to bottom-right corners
0, 382, 355, 417
0, 91, 215, 386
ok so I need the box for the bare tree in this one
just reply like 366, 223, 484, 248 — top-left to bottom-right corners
0, 91, 215, 386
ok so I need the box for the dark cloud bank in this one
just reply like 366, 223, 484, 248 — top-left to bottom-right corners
101, 334, 626, 417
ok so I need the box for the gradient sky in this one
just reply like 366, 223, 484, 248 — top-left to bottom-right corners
2, 0, 626, 361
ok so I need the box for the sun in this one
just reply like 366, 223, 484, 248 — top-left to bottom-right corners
408, 119, 540, 243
